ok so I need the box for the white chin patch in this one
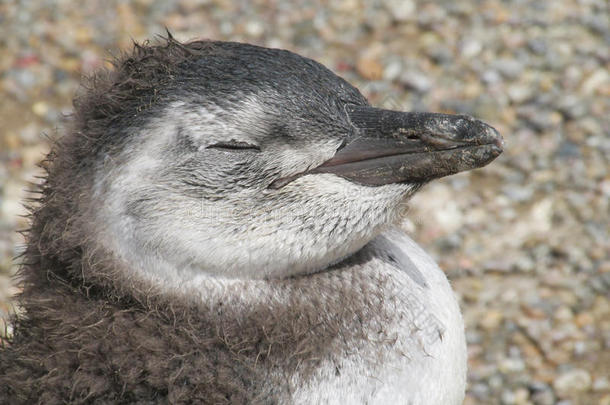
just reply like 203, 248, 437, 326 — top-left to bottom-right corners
99, 173, 414, 293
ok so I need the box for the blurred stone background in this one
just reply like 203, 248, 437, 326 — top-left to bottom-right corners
0, 0, 608, 403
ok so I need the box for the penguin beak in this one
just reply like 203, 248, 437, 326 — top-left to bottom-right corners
308, 105, 503, 186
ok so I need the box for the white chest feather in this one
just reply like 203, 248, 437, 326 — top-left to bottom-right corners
289, 230, 467, 405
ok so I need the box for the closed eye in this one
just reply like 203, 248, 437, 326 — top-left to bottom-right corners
206, 140, 261, 152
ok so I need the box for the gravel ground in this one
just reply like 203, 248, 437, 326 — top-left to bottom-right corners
1, 0, 608, 404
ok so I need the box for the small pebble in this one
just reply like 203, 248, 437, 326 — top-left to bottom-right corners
553, 369, 592, 394
356, 57, 383, 81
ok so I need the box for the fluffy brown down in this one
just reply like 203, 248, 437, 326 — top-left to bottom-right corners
0, 37, 397, 404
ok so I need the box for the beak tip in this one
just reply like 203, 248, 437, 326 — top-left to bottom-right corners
482, 122, 504, 151
492, 129, 505, 151
495, 136, 505, 150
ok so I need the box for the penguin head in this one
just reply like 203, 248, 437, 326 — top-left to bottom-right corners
76, 38, 502, 283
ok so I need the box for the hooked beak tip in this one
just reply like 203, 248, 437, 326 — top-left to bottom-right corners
484, 123, 504, 151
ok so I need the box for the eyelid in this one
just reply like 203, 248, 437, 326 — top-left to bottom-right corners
206, 141, 261, 152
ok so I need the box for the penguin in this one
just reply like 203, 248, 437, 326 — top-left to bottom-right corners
0, 36, 503, 404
